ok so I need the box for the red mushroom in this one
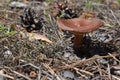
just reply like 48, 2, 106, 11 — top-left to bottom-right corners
57, 18, 103, 50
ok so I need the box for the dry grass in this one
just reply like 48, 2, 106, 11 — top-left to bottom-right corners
0, 0, 120, 80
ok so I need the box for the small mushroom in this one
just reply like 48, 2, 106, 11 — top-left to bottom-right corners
57, 18, 103, 50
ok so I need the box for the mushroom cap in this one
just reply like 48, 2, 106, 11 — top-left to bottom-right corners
57, 18, 103, 33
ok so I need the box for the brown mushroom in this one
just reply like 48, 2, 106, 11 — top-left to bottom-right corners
57, 18, 103, 50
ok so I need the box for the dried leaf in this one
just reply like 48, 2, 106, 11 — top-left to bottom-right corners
104, 23, 113, 27
27, 32, 52, 43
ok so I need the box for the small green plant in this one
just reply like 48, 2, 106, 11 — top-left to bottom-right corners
0, 25, 5, 31
85, 1, 93, 11
0, 25, 16, 37
96, 0, 100, 3
6, 0, 11, 3
117, 0, 120, 3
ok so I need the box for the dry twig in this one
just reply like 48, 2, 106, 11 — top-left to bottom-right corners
12, 71, 32, 80
43, 63, 62, 80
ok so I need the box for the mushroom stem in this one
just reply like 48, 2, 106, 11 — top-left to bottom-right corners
73, 33, 84, 50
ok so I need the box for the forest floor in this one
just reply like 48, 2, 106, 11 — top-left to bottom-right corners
0, 0, 120, 80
